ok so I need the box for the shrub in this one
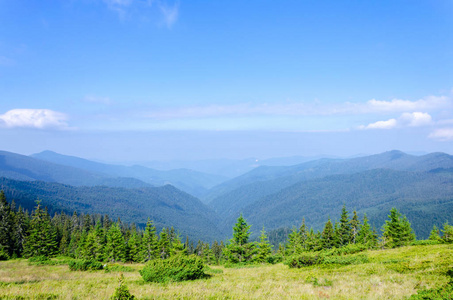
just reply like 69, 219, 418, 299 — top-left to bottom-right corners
411, 240, 441, 246
110, 273, 135, 300
0, 247, 9, 261
285, 253, 323, 268
139, 255, 207, 283
68, 259, 104, 271
409, 269, 453, 299
28, 255, 50, 263
323, 254, 369, 265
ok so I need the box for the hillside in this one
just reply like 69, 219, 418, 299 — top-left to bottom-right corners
208, 151, 453, 231
31, 150, 227, 197
234, 169, 453, 239
0, 177, 223, 242
0, 150, 149, 188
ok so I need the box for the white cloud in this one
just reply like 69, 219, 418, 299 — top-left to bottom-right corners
159, 2, 179, 28
429, 128, 453, 141
359, 112, 432, 130
364, 96, 450, 113
360, 118, 398, 130
399, 112, 432, 127
0, 109, 69, 129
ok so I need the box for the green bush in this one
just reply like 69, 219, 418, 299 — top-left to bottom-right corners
0, 247, 9, 261
409, 269, 453, 299
28, 255, 50, 263
411, 240, 441, 246
285, 253, 323, 268
68, 259, 104, 271
139, 255, 207, 283
323, 254, 369, 265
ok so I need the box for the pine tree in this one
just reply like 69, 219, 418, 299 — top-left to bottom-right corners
428, 225, 442, 242
357, 213, 373, 246
255, 227, 272, 263
127, 230, 142, 262
157, 228, 171, 259
211, 241, 223, 265
224, 214, 256, 263
23, 201, 58, 257
83, 225, 105, 261
286, 227, 302, 255
0, 191, 13, 258
299, 218, 308, 250
321, 218, 335, 249
382, 208, 415, 248
11, 205, 28, 257
338, 205, 350, 247
141, 219, 158, 261
349, 210, 360, 244
105, 223, 126, 262
441, 222, 453, 243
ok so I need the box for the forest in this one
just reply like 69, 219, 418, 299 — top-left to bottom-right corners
1, 190, 453, 299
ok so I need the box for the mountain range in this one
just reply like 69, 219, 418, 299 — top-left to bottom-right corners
0, 149, 452, 241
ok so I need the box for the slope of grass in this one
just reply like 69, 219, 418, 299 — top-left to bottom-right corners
0, 244, 452, 299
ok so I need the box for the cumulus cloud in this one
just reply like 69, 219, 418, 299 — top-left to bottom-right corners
0, 109, 69, 129
359, 112, 432, 130
429, 128, 453, 141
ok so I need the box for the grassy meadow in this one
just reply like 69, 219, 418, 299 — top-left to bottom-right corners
0, 244, 452, 300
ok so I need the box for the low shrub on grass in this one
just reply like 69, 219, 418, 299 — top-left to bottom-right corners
68, 259, 104, 271
285, 253, 323, 268
411, 240, 441, 246
410, 269, 453, 299
139, 255, 207, 283
323, 254, 369, 265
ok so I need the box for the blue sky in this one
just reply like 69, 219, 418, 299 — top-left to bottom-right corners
0, 0, 452, 161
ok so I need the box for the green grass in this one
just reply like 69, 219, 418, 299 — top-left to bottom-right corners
0, 244, 452, 299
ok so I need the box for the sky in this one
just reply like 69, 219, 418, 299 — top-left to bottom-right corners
0, 0, 452, 161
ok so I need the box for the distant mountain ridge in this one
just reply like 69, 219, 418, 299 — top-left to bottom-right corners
206, 150, 453, 239
31, 150, 227, 197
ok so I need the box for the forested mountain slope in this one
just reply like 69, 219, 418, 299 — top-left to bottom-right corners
208, 151, 453, 223
231, 169, 453, 240
32, 150, 227, 197
0, 177, 223, 242
0, 150, 148, 188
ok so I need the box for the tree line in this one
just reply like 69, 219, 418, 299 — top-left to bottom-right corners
1, 190, 452, 265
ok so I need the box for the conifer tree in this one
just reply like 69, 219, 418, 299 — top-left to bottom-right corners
357, 213, 373, 246
0, 191, 13, 258
441, 222, 453, 243
83, 225, 105, 261
157, 228, 171, 259
321, 218, 335, 249
349, 210, 360, 244
382, 208, 415, 248
338, 205, 350, 246
202, 242, 215, 264
11, 205, 28, 257
105, 223, 126, 262
23, 201, 58, 257
255, 227, 272, 263
141, 219, 158, 261
127, 229, 142, 262
211, 241, 223, 265
428, 225, 442, 242
286, 227, 302, 255
299, 218, 308, 250
224, 214, 256, 263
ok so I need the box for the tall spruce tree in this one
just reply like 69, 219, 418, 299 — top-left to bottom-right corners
321, 218, 335, 249
0, 191, 13, 258
349, 210, 361, 244
141, 219, 158, 261
255, 227, 272, 263
382, 208, 415, 248
23, 201, 58, 257
157, 228, 171, 259
338, 205, 350, 247
105, 223, 126, 262
224, 214, 257, 263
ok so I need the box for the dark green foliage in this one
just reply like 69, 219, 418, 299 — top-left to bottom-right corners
141, 219, 158, 262
139, 255, 207, 283
429, 225, 442, 242
68, 259, 104, 271
442, 222, 453, 243
382, 208, 416, 248
338, 205, 350, 247
0, 177, 222, 242
285, 247, 369, 268
110, 273, 135, 300
321, 218, 335, 249
0, 191, 12, 257
223, 214, 257, 263
255, 227, 272, 263
285, 253, 323, 268
23, 201, 58, 258
349, 210, 360, 244
105, 223, 126, 262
